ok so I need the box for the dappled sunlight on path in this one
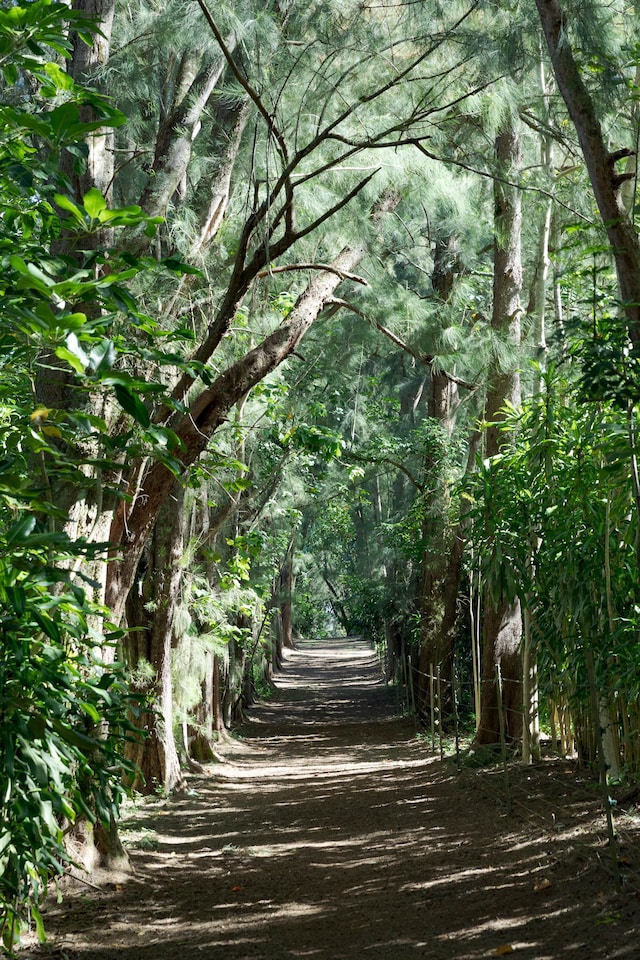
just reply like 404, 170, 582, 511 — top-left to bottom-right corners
26, 636, 640, 960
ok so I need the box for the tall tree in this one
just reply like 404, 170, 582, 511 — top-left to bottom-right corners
535, 0, 640, 339
474, 120, 524, 746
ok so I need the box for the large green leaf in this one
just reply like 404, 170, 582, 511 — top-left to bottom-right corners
114, 385, 151, 427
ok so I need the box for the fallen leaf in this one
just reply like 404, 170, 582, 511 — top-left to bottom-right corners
232, 885, 242, 892
533, 878, 552, 893
492, 946, 514, 956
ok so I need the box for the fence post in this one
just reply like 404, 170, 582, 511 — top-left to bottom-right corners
496, 664, 512, 814
586, 647, 620, 890
430, 662, 435, 753
453, 660, 460, 771
437, 665, 444, 761
407, 653, 416, 720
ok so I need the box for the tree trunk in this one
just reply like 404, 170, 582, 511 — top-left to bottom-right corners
125, 484, 186, 794
416, 236, 460, 715
190, 98, 252, 258
280, 536, 296, 650
188, 652, 216, 762
535, 0, 640, 339
474, 122, 524, 747
64, 0, 115, 208
137, 52, 231, 221
106, 240, 374, 626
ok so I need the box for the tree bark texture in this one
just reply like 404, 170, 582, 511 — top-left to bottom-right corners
137, 51, 232, 221
416, 236, 461, 715
106, 242, 369, 626
64, 0, 116, 206
474, 124, 523, 747
279, 537, 295, 650
535, 0, 640, 337
125, 483, 186, 794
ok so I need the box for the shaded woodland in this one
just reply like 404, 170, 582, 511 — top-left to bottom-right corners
2, 0, 640, 948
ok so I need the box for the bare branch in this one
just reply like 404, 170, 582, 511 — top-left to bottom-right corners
411, 139, 592, 223
258, 264, 369, 285
345, 450, 423, 491
370, 318, 477, 391
194, 0, 289, 164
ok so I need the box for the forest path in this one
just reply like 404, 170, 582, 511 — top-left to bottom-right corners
27, 637, 638, 960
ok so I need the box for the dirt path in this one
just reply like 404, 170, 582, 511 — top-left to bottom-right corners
25, 637, 640, 959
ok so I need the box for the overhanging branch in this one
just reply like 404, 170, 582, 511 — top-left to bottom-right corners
371, 317, 476, 391
258, 264, 369, 285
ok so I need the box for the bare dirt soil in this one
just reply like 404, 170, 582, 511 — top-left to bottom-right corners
22, 637, 640, 959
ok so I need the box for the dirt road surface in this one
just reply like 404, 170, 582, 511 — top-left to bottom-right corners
23, 637, 640, 959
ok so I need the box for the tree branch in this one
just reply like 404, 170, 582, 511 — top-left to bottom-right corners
195, 0, 289, 164
257, 264, 368, 285
370, 318, 477, 391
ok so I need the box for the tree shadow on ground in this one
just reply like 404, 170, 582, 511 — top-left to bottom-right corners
23, 637, 640, 960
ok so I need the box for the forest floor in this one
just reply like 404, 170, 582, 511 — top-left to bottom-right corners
22, 637, 640, 960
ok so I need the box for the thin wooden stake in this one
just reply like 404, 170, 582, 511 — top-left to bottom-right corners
549, 697, 558, 756
453, 661, 460, 771
407, 653, 417, 726
430, 662, 435, 753
586, 647, 621, 891
496, 664, 512, 814
437, 665, 444, 761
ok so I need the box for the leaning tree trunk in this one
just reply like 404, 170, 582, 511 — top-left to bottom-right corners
535, 0, 640, 339
105, 236, 381, 627
474, 122, 524, 747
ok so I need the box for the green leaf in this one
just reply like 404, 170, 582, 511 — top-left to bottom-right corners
33, 611, 61, 644
49, 101, 80, 138
0, 832, 11, 857
162, 256, 202, 276
54, 193, 84, 223
6, 515, 36, 544
88, 340, 116, 373
83, 187, 107, 219
78, 701, 101, 724
54, 345, 85, 375
49, 718, 95, 751
30, 904, 46, 944
5, 585, 26, 616
44, 61, 75, 91
114, 385, 150, 427
145, 425, 182, 450
62, 332, 89, 371
2, 62, 18, 84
